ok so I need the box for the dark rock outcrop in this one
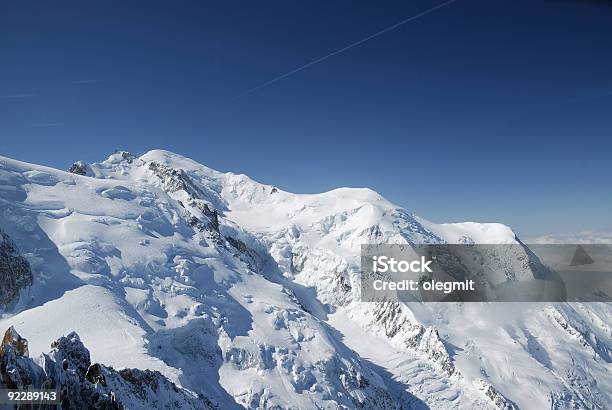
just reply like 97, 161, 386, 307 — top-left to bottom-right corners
68, 161, 90, 176
147, 162, 203, 198
372, 301, 457, 376
475, 379, 518, 410
0, 327, 213, 409
186, 199, 219, 232
0, 326, 36, 390
225, 236, 262, 272
0, 230, 33, 306
119, 151, 136, 164
147, 161, 267, 273
148, 162, 221, 241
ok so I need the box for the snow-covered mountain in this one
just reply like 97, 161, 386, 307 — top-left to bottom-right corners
0, 150, 609, 409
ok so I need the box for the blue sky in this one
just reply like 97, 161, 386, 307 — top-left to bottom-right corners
1, 0, 611, 237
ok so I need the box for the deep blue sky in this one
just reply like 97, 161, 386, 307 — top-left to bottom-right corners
1, 0, 611, 237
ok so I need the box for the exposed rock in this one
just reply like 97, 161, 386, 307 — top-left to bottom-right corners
49, 331, 91, 378
86, 363, 107, 386
119, 151, 136, 163
372, 301, 411, 339
413, 326, 456, 377
68, 160, 91, 176
148, 161, 221, 241
148, 162, 202, 198
372, 301, 457, 376
147, 160, 266, 274
186, 198, 219, 232
0, 229, 33, 306
475, 378, 518, 410
329, 357, 399, 409
116, 367, 217, 408
547, 305, 611, 362
0, 326, 28, 358
225, 236, 262, 272
0, 327, 213, 409
0, 326, 36, 390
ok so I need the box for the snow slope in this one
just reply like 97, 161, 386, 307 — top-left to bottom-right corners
0, 149, 610, 409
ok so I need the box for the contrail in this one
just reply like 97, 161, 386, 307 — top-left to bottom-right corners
236, 0, 457, 98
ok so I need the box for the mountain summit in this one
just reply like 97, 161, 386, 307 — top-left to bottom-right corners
0, 150, 609, 409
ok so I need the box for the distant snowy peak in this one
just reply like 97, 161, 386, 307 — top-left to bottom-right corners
137, 150, 519, 244
418, 219, 518, 244
68, 149, 518, 242
68, 150, 530, 310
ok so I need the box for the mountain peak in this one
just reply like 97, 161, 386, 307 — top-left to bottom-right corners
1, 151, 606, 409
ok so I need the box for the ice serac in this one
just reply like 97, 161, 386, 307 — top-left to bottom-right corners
0, 149, 610, 409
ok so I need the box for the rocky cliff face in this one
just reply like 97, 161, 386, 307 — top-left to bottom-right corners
0, 327, 211, 409
0, 230, 32, 306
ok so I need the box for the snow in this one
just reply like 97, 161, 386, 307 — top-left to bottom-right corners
418, 219, 518, 244
0, 285, 176, 377
0, 150, 610, 409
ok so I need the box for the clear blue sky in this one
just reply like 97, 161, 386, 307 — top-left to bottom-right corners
1, 0, 611, 237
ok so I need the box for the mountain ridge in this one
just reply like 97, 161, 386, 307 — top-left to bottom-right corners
0, 150, 610, 409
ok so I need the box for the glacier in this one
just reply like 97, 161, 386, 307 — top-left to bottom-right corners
0, 149, 609, 409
